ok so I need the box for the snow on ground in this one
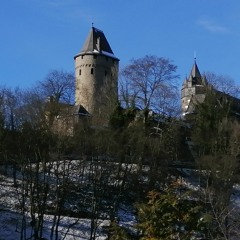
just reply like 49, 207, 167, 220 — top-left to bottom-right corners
118, 203, 137, 236
0, 164, 136, 240
0, 176, 18, 210
1, 163, 240, 239
0, 173, 109, 240
232, 184, 240, 206
0, 209, 108, 240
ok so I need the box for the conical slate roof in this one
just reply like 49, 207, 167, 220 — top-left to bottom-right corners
75, 27, 119, 60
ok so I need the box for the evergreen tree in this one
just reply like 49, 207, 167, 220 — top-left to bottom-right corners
136, 182, 208, 240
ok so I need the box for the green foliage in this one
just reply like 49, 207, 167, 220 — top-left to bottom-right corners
109, 102, 126, 128
107, 221, 130, 240
193, 89, 231, 155
191, 89, 240, 238
136, 183, 208, 240
109, 102, 139, 129
192, 89, 240, 194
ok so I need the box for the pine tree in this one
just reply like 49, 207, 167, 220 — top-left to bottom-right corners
136, 182, 208, 240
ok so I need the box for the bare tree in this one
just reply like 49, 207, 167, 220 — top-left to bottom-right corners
2, 87, 24, 130
0, 87, 44, 130
118, 76, 137, 109
203, 71, 240, 98
121, 55, 179, 121
17, 89, 47, 128
36, 70, 75, 104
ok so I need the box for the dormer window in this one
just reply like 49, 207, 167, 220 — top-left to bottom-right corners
96, 37, 100, 51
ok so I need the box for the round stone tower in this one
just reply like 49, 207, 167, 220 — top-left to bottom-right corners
74, 27, 119, 124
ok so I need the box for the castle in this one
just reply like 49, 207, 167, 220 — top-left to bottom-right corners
74, 26, 199, 123
53, 26, 240, 134
181, 60, 240, 119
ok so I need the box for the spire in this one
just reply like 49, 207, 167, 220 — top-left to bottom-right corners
194, 51, 197, 62
190, 61, 201, 79
182, 75, 188, 88
75, 27, 118, 60
188, 60, 202, 85
202, 74, 208, 85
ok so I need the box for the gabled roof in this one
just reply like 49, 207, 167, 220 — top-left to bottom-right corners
74, 104, 90, 116
75, 27, 119, 60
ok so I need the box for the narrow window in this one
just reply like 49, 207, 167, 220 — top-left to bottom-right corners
91, 68, 94, 74
81, 55, 84, 59
79, 69, 81, 75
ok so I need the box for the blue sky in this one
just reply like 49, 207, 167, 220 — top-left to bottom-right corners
1, 0, 240, 89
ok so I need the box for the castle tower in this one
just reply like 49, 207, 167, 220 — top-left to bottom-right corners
181, 60, 207, 117
74, 27, 119, 124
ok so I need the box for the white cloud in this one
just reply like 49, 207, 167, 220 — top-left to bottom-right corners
197, 18, 229, 34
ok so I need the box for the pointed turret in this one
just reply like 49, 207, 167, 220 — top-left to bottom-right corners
182, 76, 188, 88
188, 61, 202, 85
202, 74, 208, 86
181, 60, 207, 117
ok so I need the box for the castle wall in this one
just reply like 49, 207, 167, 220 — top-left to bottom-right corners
181, 85, 207, 114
